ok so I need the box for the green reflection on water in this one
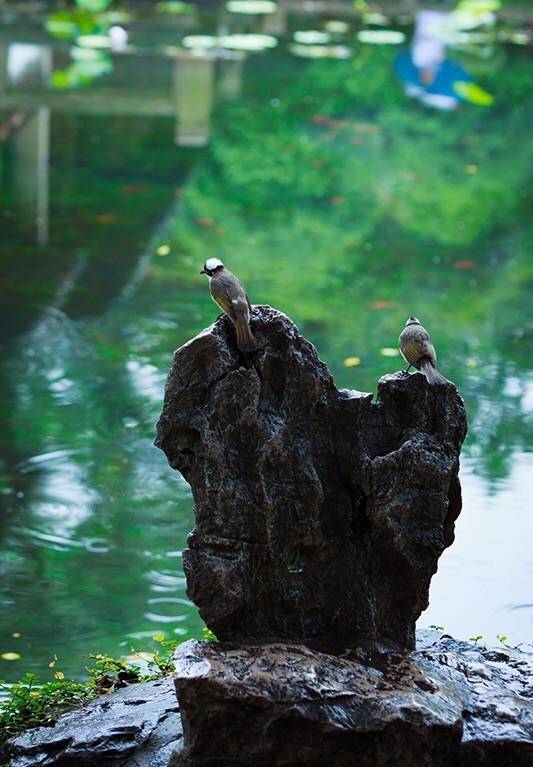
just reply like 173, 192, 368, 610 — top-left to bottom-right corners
0, 13, 532, 680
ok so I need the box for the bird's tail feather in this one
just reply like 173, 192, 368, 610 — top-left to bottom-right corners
421, 360, 448, 385
235, 317, 257, 353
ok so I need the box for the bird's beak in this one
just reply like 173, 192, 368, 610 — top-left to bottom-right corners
200, 269, 206, 275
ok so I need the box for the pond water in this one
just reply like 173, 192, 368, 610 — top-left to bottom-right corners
0, 2, 532, 682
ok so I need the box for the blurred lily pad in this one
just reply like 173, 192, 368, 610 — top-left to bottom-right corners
357, 30, 405, 45
324, 20, 349, 35
290, 44, 351, 59
220, 34, 278, 51
44, 10, 99, 39
226, 1, 277, 13
182, 35, 217, 50
76, 34, 111, 49
156, 1, 194, 14
75, 0, 113, 11
293, 31, 331, 45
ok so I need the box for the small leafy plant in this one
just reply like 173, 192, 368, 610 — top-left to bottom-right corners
0, 673, 90, 745
0, 634, 184, 747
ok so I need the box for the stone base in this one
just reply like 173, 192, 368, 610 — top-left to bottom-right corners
174, 630, 533, 767
4, 632, 532, 767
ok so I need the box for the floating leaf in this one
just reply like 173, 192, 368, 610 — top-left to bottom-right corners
12, 632, 21, 638
1, 652, 21, 661
330, 196, 344, 206
54, 671, 65, 680
466, 358, 480, 367
370, 300, 398, 310
121, 184, 144, 194
354, 122, 381, 133
380, 348, 400, 357
96, 213, 116, 224
197, 217, 215, 227
156, 245, 171, 256
311, 115, 347, 129
343, 356, 361, 367
153, 633, 166, 642
465, 164, 478, 174
453, 260, 478, 269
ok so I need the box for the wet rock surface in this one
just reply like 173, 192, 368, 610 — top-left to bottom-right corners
4, 633, 531, 767
174, 631, 533, 767
156, 306, 467, 650
2, 678, 184, 767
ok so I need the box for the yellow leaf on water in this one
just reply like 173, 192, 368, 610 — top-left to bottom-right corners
12, 632, 21, 638
54, 671, 65, 680
466, 358, 480, 367
1, 652, 21, 661
156, 245, 170, 256
380, 347, 400, 357
344, 356, 361, 367
153, 633, 166, 642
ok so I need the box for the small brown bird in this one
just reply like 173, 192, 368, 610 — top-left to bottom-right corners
200, 258, 257, 352
399, 316, 448, 385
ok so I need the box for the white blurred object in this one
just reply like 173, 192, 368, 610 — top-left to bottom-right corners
109, 25, 128, 52
6, 43, 52, 86
412, 10, 447, 70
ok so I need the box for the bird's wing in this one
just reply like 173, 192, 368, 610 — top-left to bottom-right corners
417, 331, 437, 365
401, 340, 422, 366
212, 279, 248, 321
210, 282, 237, 319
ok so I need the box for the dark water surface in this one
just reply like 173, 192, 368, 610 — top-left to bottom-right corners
0, 3, 532, 682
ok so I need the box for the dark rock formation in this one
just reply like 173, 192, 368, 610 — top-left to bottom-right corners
3, 678, 184, 767
6, 633, 531, 767
156, 306, 467, 651
174, 631, 533, 767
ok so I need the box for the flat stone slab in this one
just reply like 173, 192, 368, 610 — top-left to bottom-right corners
2, 678, 184, 767
174, 631, 533, 767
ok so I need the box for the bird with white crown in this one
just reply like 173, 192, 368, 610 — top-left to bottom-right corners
201, 258, 257, 353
